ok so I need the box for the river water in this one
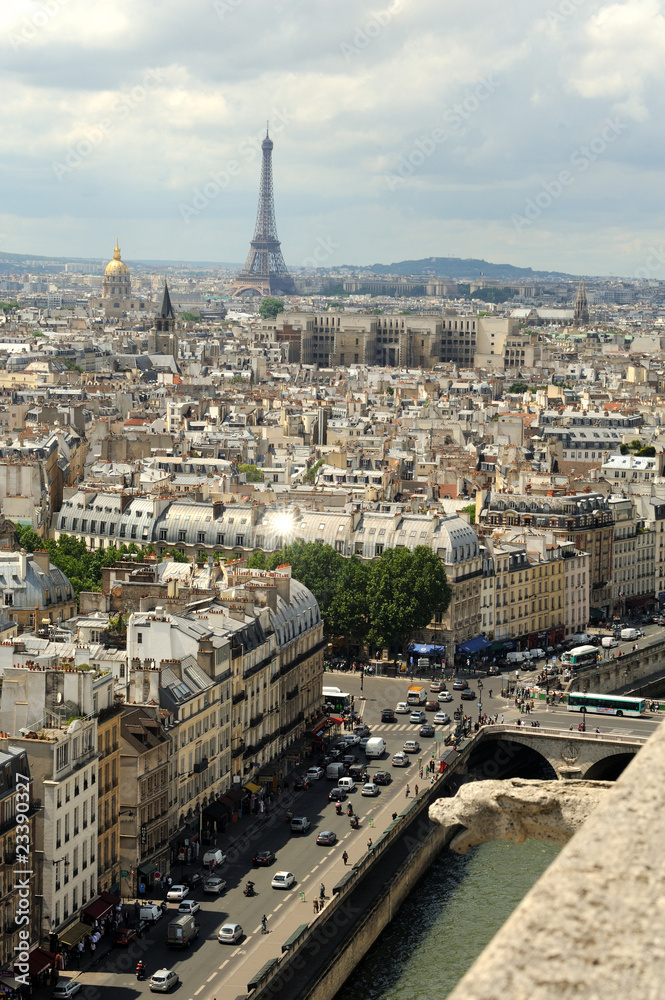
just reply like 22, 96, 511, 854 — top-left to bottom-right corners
335, 839, 559, 1000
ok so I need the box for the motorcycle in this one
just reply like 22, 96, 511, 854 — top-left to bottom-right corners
243, 881, 256, 897
350, 815, 359, 829
335, 803, 343, 816
136, 964, 145, 981
160, 900, 168, 913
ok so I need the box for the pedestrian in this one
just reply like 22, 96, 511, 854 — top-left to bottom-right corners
319, 883, 325, 900
415, 784, 419, 796
489, 690, 493, 699
261, 914, 268, 934
392, 811, 398, 821
342, 850, 348, 866
405, 784, 410, 797
501, 714, 504, 724
366, 838, 372, 851
313, 898, 319, 914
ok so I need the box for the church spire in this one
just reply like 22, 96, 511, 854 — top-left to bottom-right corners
158, 280, 176, 320
573, 280, 589, 325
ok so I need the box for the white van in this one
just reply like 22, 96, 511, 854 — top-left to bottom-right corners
364, 737, 386, 759
601, 636, 618, 648
202, 849, 225, 868
338, 777, 356, 793
528, 648, 546, 660
506, 651, 527, 664
139, 903, 163, 923
620, 628, 641, 641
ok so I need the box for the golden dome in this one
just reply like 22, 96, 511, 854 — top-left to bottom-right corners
105, 239, 130, 275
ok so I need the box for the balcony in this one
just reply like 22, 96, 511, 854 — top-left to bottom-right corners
232, 691, 245, 705
249, 713, 264, 728
193, 757, 208, 774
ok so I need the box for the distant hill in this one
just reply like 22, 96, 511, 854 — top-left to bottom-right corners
354, 257, 575, 281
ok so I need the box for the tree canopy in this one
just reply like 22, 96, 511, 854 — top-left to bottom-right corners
238, 464, 265, 483
259, 297, 285, 318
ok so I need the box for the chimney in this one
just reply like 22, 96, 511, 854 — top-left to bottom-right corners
33, 550, 50, 574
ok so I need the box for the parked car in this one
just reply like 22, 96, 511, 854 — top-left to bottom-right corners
403, 740, 421, 753
452, 679, 469, 690
409, 710, 426, 724
395, 702, 410, 714
271, 871, 296, 889
203, 876, 226, 894
252, 850, 276, 866
429, 680, 442, 692
460, 690, 477, 701
373, 770, 392, 785
361, 782, 379, 797
425, 700, 438, 712
166, 884, 189, 902
217, 923, 243, 944
149, 969, 180, 993
52, 985, 82, 1000
178, 899, 200, 915
306, 766, 325, 781
381, 708, 396, 722
392, 752, 409, 767
434, 711, 451, 725
316, 830, 337, 845
419, 724, 435, 738
112, 926, 137, 947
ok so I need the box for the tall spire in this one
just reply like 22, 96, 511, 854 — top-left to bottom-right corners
573, 280, 589, 325
113, 238, 121, 261
159, 281, 176, 320
231, 127, 295, 298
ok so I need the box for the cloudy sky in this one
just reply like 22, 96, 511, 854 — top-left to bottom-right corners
2, 0, 664, 276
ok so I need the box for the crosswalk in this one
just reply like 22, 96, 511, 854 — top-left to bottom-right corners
347, 722, 451, 734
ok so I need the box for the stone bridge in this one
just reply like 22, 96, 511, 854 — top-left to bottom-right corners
572, 633, 665, 694
456, 725, 647, 780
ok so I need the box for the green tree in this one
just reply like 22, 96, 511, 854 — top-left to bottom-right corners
238, 464, 265, 483
460, 503, 476, 524
259, 297, 285, 319
247, 551, 269, 570
181, 312, 201, 322
637, 445, 656, 457
303, 458, 324, 484
619, 443, 630, 455
509, 382, 530, 394
325, 557, 371, 645
162, 548, 190, 563
366, 546, 451, 654
259, 541, 344, 617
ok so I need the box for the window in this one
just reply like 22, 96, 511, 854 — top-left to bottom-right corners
137, 633, 143, 645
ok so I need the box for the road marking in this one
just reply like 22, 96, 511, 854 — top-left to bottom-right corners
207, 973, 216, 982
274, 902, 283, 910
219, 960, 229, 970
311, 864, 320, 871
327, 849, 336, 856
194, 987, 205, 996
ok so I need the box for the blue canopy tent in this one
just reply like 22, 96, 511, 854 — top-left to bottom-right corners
456, 636, 491, 655
410, 643, 446, 655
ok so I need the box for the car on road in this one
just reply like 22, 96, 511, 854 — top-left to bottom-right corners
359, 737, 371, 750
316, 830, 337, 845
460, 690, 477, 701
395, 702, 410, 714
328, 787, 347, 802
452, 679, 469, 690
430, 680, 442, 692
290, 816, 310, 833
52, 984, 82, 1000
166, 884, 189, 902
307, 766, 325, 781
425, 700, 438, 712
438, 690, 453, 702
178, 899, 200, 915
361, 782, 379, 796
271, 871, 296, 889
292, 775, 310, 790
252, 850, 276, 867
217, 923, 243, 944
203, 876, 226, 894
403, 740, 421, 753
409, 710, 426, 724
344, 733, 361, 745
149, 969, 180, 993
354, 724, 371, 737
328, 748, 343, 760
112, 926, 137, 947
381, 708, 397, 722
373, 770, 392, 785
342, 754, 357, 767
434, 711, 451, 725
392, 752, 409, 767
419, 724, 435, 738
183, 872, 204, 890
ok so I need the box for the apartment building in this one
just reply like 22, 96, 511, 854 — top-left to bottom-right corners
0, 747, 40, 970
96, 706, 122, 897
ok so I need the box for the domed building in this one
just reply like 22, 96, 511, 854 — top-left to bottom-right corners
97, 240, 148, 318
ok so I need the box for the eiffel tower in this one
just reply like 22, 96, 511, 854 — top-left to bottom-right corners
231, 126, 295, 297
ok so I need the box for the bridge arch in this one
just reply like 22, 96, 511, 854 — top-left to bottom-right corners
582, 752, 636, 781
466, 735, 559, 781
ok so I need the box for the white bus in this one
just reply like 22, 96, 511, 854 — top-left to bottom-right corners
567, 692, 646, 717
561, 645, 600, 669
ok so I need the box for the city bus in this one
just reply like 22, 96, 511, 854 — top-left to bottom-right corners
323, 691, 353, 713
561, 645, 600, 669
567, 692, 647, 717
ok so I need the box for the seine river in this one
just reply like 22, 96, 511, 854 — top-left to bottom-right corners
335, 839, 559, 1000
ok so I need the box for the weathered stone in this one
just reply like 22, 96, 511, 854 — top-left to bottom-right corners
430, 777, 611, 854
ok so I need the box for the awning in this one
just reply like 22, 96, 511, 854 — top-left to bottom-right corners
489, 641, 505, 652
410, 643, 445, 654
17, 948, 56, 978
59, 920, 89, 947
82, 891, 119, 923
308, 719, 328, 735
137, 861, 159, 878
170, 824, 199, 848
328, 716, 344, 725
244, 781, 261, 794
456, 636, 491, 655
203, 800, 230, 822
